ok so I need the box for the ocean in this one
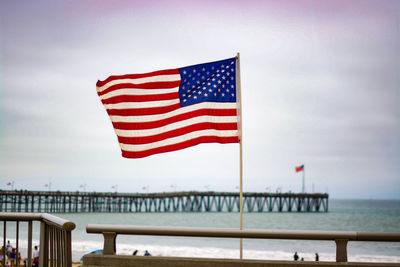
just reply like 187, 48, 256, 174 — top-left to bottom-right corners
1, 199, 400, 262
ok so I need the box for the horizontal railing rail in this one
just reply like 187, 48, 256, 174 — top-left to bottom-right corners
0, 212, 76, 267
86, 224, 400, 263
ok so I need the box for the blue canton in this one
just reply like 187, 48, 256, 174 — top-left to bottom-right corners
178, 57, 236, 107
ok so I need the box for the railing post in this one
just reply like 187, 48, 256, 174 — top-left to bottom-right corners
335, 239, 348, 262
28, 221, 33, 267
102, 232, 117, 255
39, 221, 49, 267
3, 221, 6, 267
64, 230, 72, 267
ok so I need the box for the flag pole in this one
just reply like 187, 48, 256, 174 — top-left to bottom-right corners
302, 166, 305, 193
236, 52, 244, 260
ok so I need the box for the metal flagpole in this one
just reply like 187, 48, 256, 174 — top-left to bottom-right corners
236, 52, 244, 259
302, 166, 305, 193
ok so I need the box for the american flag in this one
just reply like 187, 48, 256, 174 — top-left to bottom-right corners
96, 57, 240, 158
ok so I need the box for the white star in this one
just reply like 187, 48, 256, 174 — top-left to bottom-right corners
183, 99, 187, 102
222, 93, 225, 97
194, 96, 197, 99
231, 93, 235, 97
183, 71, 187, 74
198, 91, 202, 94
188, 74, 191, 77
221, 65, 225, 68
222, 76, 226, 80
209, 89, 212, 92
193, 69, 196, 73
213, 84, 217, 88
202, 67, 206, 71
231, 85, 234, 88
227, 89, 230, 92
204, 93, 208, 97
218, 80, 221, 84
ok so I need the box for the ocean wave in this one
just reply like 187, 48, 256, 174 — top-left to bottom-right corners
71, 240, 400, 263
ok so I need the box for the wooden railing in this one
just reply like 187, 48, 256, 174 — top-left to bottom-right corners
0, 213, 75, 267
86, 224, 400, 263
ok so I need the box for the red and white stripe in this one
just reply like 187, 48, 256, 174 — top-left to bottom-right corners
96, 69, 239, 158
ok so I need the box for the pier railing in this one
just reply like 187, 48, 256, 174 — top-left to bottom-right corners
0, 213, 75, 267
86, 224, 400, 263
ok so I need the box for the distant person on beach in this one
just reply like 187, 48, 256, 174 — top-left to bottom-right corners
144, 250, 151, 256
315, 253, 319, 261
293, 252, 299, 261
9, 249, 16, 267
6, 241, 12, 258
132, 250, 138, 256
33, 246, 39, 267
0, 247, 4, 264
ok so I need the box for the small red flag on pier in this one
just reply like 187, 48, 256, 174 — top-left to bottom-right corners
295, 165, 304, 172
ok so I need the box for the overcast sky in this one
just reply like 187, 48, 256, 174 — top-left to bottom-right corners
0, 0, 399, 199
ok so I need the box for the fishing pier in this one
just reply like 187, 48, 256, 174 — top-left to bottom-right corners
0, 190, 328, 213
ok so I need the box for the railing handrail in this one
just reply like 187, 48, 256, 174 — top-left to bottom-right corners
40, 213, 76, 231
0, 212, 76, 231
0, 212, 43, 221
86, 224, 400, 263
86, 224, 400, 242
